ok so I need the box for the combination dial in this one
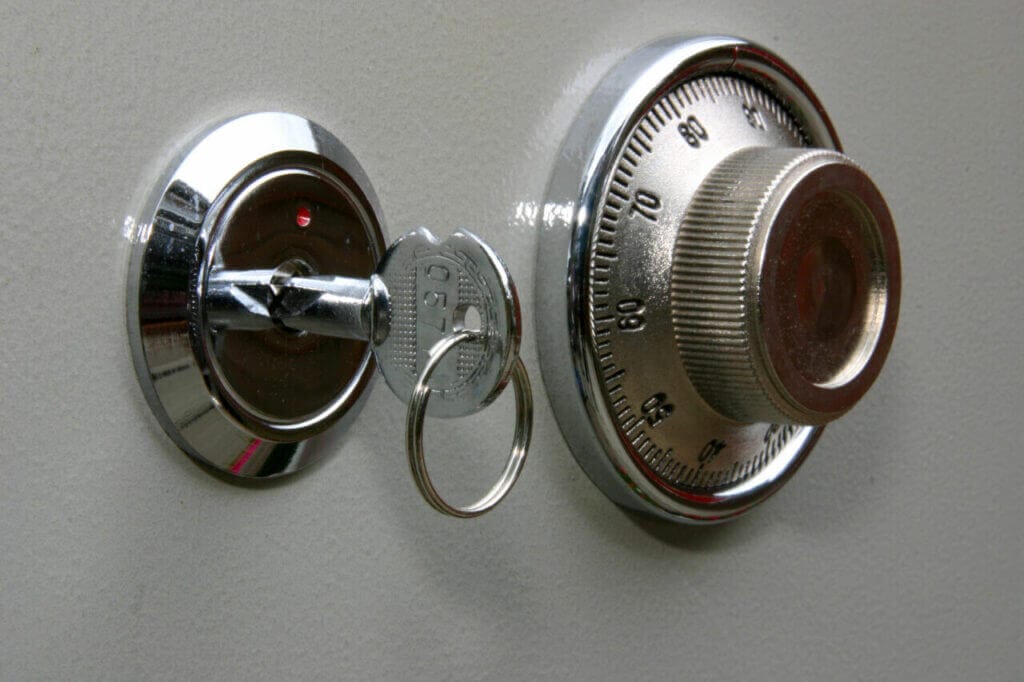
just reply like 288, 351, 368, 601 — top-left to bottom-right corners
537, 36, 900, 522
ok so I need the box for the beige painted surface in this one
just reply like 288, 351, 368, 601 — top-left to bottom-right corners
1, 2, 1021, 679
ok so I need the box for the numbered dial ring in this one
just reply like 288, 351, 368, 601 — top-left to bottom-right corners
537, 36, 898, 522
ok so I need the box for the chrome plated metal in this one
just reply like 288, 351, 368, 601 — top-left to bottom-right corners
129, 112, 531, 513
406, 331, 533, 518
206, 269, 385, 341
536, 36, 900, 522
127, 112, 385, 477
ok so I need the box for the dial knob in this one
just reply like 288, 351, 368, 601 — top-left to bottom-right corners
537, 36, 903, 522
672, 146, 900, 425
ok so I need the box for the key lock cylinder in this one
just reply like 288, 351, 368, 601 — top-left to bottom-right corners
129, 36, 899, 524
128, 112, 531, 517
537, 36, 901, 522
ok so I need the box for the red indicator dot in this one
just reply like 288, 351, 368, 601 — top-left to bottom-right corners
295, 206, 312, 228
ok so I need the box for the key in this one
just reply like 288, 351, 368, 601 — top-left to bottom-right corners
205, 226, 531, 517
205, 227, 521, 418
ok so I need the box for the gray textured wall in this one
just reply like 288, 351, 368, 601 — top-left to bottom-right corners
1, 1, 1021, 680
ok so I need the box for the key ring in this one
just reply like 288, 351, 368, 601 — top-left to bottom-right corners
406, 330, 533, 518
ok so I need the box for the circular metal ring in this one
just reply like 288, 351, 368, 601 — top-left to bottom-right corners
406, 331, 532, 518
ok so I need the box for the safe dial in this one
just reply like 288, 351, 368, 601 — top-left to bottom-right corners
536, 35, 901, 523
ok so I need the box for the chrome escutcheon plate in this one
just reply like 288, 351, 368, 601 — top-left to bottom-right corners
127, 112, 386, 478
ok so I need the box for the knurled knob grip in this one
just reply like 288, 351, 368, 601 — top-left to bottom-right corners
671, 146, 901, 425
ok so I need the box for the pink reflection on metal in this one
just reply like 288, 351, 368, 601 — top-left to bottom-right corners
230, 439, 263, 474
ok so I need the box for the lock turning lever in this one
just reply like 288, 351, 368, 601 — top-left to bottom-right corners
205, 268, 389, 343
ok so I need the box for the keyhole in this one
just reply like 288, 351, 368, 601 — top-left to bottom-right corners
454, 304, 483, 333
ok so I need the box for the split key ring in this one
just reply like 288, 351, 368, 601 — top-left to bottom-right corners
406, 331, 533, 518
